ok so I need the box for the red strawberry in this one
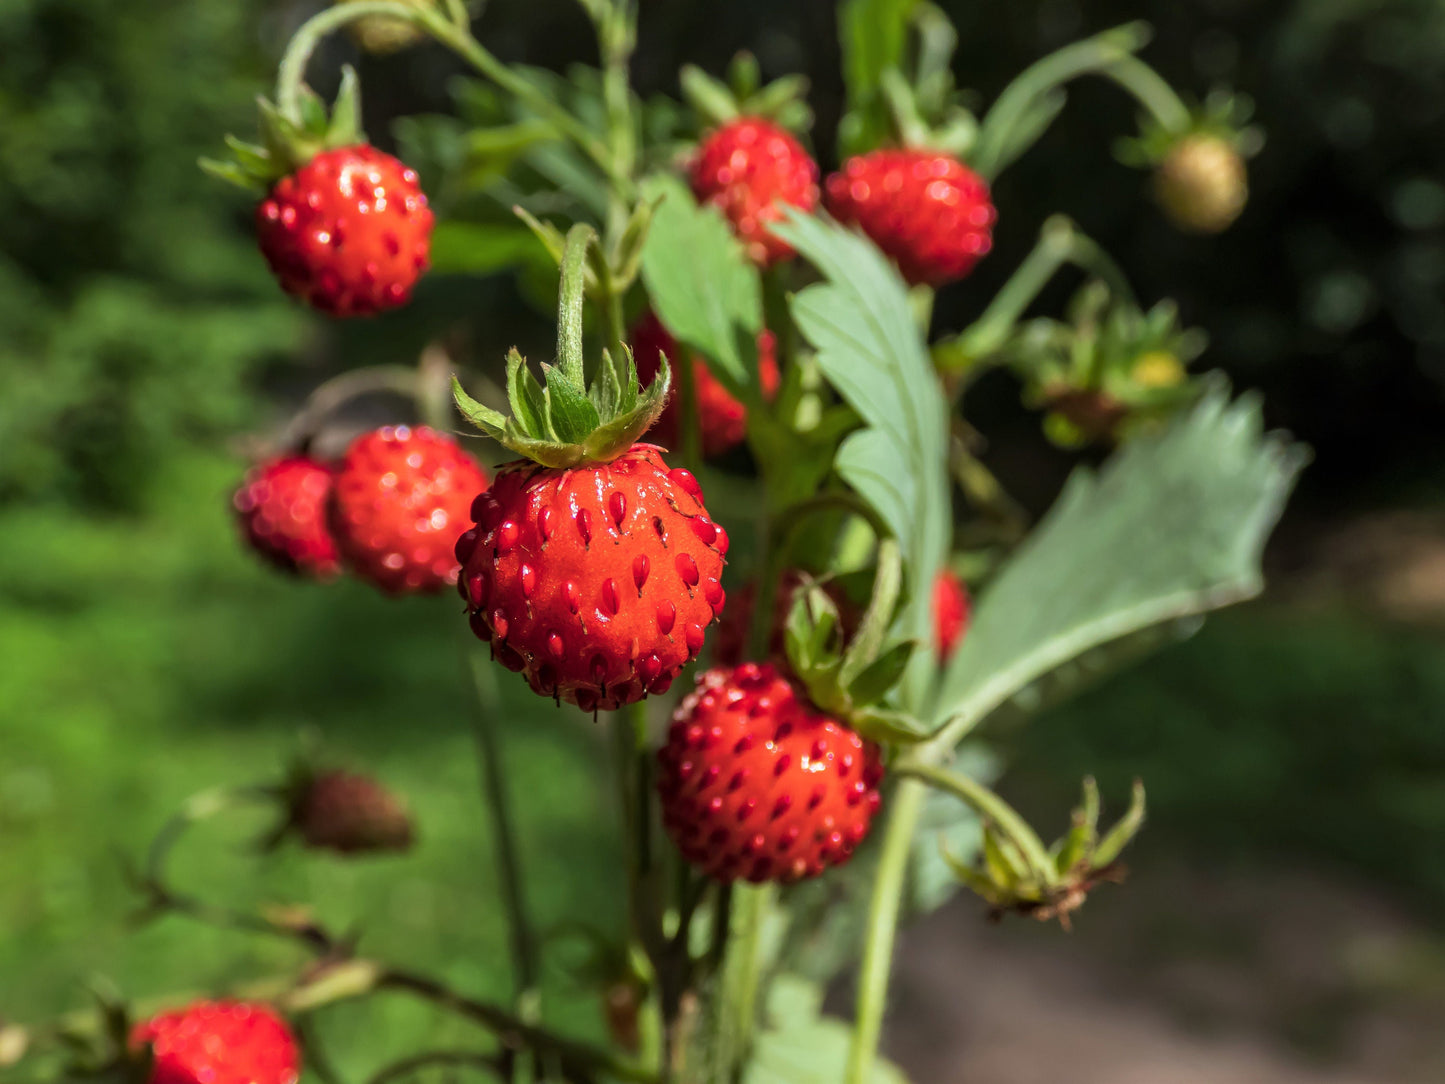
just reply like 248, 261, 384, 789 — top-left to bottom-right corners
331, 425, 490, 595
933, 569, 970, 659
256, 145, 433, 317
131, 1001, 299, 1084
691, 117, 820, 266
656, 663, 883, 883
630, 311, 780, 457
824, 149, 995, 285
458, 445, 728, 712
290, 770, 414, 855
232, 455, 341, 580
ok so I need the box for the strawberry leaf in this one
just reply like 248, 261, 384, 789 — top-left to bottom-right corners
639, 174, 762, 393
773, 210, 951, 710
931, 383, 1307, 743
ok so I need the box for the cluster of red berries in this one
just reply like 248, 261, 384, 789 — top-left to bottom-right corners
691, 117, 996, 286
234, 425, 489, 596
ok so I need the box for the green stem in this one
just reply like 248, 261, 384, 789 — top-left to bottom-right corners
837, 538, 901, 688
898, 763, 1054, 879
971, 22, 1152, 179
595, 1, 638, 240
715, 883, 775, 1078
845, 778, 925, 1084
1102, 53, 1193, 134
557, 223, 598, 389
467, 654, 542, 1010
945, 216, 1135, 371
275, 2, 629, 194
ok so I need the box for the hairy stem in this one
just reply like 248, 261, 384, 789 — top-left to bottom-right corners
467, 654, 542, 1010
844, 777, 925, 1084
557, 224, 598, 388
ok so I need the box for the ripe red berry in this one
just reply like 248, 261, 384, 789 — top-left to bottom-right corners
232, 455, 341, 580
132, 1001, 299, 1084
331, 425, 490, 595
256, 145, 434, 316
657, 663, 883, 883
629, 311, 780, 458
933, 569, 970, 660
459, 445, 728, 712
824, 149, 995, 285
691, 117, 819, 266
291, 770, 414, 855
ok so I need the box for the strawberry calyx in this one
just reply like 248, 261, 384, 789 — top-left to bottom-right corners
452, 224, 671, 468
782, 539, 930, 746
680, 52, 812, 133
201, 67, 365, 193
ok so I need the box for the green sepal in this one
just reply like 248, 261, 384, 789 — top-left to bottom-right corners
846, 640, 917, 707
681, 54, 813, 133
453, 352, 671, 469
201, 66, 367, 192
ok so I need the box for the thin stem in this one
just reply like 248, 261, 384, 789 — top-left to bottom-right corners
443, 0, 471, 30
897, 763, 1054, 879
844, 777, 925, 1084
714, 883, 775, 1078
557, 224, 599, 389
275, 3, 629, 194
971, 22, 1152, 179
296, 1016, 350, 1084
1102, 53, 1193, 134
273, 365, 420, 452
945, 216, 1135, 375
379, 969, 656, 1082
467, 653, 542, 1008
595, 0, 638, 242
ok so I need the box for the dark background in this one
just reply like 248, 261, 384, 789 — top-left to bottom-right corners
3, 1, 1445, 1081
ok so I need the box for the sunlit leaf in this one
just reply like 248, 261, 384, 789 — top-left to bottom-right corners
773, 210, 951, 709
932, 383, 1307, 737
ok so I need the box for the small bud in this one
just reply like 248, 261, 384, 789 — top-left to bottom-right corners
1130, 350, 1186, 390
290, 770, 415, 856
1154, 134, 1248, 234
337, 0, 428, 55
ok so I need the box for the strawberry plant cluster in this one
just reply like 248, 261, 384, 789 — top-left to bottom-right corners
2, 3, 1305, 1083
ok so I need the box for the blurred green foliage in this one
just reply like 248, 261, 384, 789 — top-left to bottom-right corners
0, 1, 303, 511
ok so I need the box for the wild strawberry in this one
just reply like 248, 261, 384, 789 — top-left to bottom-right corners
232, 455, 341, 580
458, 446, 728, 712
256, 145, 433, 316
691, 117, 819, 266
630, 311, 780, 458
330, 425, 490, 595
825, 149, 995, 285
933, 569, 970, 660
1153, 134, 1247, 234
289, 770, 414, 855
656, 663, 883, 883
131, 1001, 299, 1084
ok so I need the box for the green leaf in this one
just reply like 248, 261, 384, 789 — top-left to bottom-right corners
638, 174, 762, 391
773, 210, 951, 709
847, 705, 929, 745
428, 222, 547, 276
932, 385, 1307, 739
746, 975, 911, 1084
